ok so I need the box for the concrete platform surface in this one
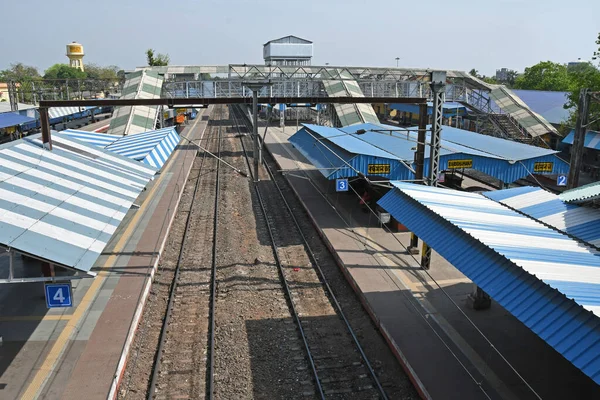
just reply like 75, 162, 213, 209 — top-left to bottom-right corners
0, 108, 211, 400
263, 124, 600, 400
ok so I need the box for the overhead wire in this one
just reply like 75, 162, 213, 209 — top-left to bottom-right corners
262, 115, 542, 399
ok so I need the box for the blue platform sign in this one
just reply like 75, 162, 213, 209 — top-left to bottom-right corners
336, 178, 349, 192
45, 283, 73, 308
557, 174, 568, 187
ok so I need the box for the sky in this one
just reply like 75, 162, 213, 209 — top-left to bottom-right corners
1, 0, 599, 76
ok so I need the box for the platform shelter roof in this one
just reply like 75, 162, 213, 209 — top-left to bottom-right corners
377, 182, 600, 385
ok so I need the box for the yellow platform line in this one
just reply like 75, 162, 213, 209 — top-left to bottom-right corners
20, 149, 179, 400
0, 315, 72, 322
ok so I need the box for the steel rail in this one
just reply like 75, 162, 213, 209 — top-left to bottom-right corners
231, 106, 326, 399
231, 105, 388, 399
147, 144, 209, 399
234, 107, 389, 399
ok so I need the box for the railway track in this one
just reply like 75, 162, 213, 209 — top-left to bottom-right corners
146, 107, 223, 399
231, 105, 389, 399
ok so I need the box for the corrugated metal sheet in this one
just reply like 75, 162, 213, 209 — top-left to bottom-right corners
0, 134, 156, 273
511, 90, 571, 125
377, 182, 600, 385
489, 86, 558, 137
484, 186, 600, 247
562, 130, 600, 150
323, 69, 379, 126
288, 127, 355, 178
48, 106, 96, 120
0, 113, 36, 129
107, 70, 164, 136
294, 123, 569, 183
560, 181, 600, 204
105, 127, 181, 169
60, 129, 121, 147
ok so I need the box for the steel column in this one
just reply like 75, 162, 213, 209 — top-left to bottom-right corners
409, 103, 429, 252
422, 72, 446, 269
252, 90, 260, 181
428, 89, 445, 186
567, 88, 590, 189
39, 107, 52, 150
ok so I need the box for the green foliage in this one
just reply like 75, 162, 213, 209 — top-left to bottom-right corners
483, 76, 498, 84
146, 49, 170, 66
85, 63, 119, 80
43, 64, 87, 80
469, 69, 480, 78
566, 62, 600, 131
0, 63, 40, 82
513, 61, 570, 91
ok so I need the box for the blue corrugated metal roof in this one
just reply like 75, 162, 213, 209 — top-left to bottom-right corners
562, 130, 600, 150
0, 134, 156, 273
389, 102, 467, 117
104, 127, 181, 169
510, 90, 571, 125
60, 129, 121, 147
291, 123, 570, 183
0, 112, 36, 129
377, 182, 600, 385
288, 127, 355, 178
484, 186, 600, 248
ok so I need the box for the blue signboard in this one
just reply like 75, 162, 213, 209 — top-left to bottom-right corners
557, 174, 568, 187
45, 283, 73, 308
336, 178, 349, 192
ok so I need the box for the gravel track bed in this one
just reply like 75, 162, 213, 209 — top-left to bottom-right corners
213, 105, 313, 399
118, 104, 418, 399
235, 106, 419, 399
117, 116, 220, 400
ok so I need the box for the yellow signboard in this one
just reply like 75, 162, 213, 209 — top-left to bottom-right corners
68, 46, 82, 53
176, 108, 187, 114
367, 164, 391, 174
533, 162, 553, 173
447, 159, 473, 169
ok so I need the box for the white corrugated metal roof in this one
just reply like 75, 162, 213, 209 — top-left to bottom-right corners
0, 134, 156, 273
485, 186, 600, 248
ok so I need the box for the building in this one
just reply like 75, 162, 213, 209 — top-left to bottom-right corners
67, 41, 85, 71
495, 68, 509, 82
263, 35, 313, 66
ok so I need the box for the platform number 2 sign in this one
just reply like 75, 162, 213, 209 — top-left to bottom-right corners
45, 283, 73, 308
336, 179, 349, 192
557, 175, 568, 187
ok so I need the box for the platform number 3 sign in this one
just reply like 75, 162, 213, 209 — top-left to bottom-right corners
45, 283, 73, 308
557, 175, 568, 187
336, 179, 349, 192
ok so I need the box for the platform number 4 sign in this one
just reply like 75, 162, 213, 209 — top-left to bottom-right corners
557, 175, 568, 187
45, 283, 73, 308
336, 178, 349, 192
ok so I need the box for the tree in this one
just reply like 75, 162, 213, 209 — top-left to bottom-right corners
565, 61, 600, 131
44, 64, 87, 81
85, 63, 120, 80
146, 49, 170, 66
497, 69, 518, 86
0, 63, 40, 82
469, 69, 481, 78
513, 61, 570, 91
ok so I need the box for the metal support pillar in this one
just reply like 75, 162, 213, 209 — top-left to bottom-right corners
252, 89, 260, 181
408, 103, 429, 253
422, 71, 446, 269
39, 107, 52, 150
8, 251, 14, 282
567, 88, 590, 189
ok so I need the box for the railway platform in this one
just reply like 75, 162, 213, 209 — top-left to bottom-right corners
0, 107, 212, 400
263, 124, 600, 400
